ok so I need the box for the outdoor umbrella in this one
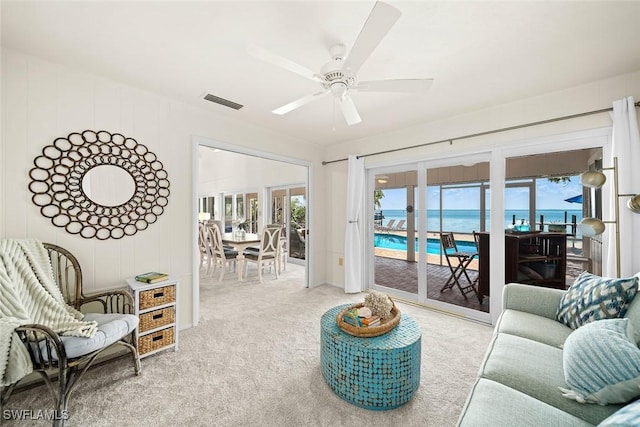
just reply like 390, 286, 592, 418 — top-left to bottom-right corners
564, 195, 583, 204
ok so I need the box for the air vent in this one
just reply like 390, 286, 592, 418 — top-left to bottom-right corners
203, 93, 243, 110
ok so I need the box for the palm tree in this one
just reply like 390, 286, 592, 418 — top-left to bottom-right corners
374, 189, 384, 210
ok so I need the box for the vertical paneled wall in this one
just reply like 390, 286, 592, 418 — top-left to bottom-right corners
1, 48, 326, 328
2, 50, 191, 325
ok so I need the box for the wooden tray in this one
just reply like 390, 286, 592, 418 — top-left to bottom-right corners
336, 302, 401, 338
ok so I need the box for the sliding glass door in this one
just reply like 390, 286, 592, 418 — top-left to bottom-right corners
372, 170, 418, 297
424, 162, 489, 317
271, 185, 307, 263
369, 158, 492, 322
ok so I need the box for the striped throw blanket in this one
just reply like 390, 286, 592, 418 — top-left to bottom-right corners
0, 239, 97, 386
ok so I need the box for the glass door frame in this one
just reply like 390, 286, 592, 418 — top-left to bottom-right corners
504, 181, 536, 230
270, 184, 307, 264
365, 128, 611, 326
367, 163, 423, 302
367, 153, 493, 324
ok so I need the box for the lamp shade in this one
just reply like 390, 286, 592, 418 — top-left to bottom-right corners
580, 171, 607, 189
578, 217, 606, 237
627, 195, 640, 214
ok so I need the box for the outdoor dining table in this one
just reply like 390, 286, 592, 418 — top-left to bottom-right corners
222, 232, 261, 281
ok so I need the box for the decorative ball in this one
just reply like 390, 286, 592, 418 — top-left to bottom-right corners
364, 290, 393, 319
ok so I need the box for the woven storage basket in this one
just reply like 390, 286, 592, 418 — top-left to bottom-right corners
139, 307, 175, 333
139, 285, 175, 310
336, 301, 401, 338
139, 327, 174, 355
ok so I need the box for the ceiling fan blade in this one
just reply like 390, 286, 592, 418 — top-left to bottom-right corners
248, 45, 324, 83
339, 95, 362, 126
272, 90, 330, 115
355, 78, 434, 93
342, 2, 401, 76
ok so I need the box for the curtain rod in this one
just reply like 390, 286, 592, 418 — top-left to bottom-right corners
321, 101, 640, 166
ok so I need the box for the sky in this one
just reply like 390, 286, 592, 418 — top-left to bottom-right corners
378, 175, 583, 211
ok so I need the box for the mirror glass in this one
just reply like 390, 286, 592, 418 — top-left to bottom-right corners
82, 165, 135, 207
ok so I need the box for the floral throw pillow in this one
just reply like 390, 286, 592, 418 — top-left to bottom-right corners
556, 271, 639, 330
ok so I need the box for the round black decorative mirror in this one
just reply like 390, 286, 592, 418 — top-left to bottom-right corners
28, 130, 170, 240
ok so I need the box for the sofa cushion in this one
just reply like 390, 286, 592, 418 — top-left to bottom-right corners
497, 309, 573, 348
598, 399, 640, 426
561, 318, 640, 405
457, 378, 594, 427
556, 272, 639, 329
502, 283, 566, 320
481, 333, 620, 425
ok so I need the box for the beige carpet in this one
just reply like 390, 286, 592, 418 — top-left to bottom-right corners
3, 264, 494, 426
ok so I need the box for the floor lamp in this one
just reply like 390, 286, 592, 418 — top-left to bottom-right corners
577, 157, 640, 277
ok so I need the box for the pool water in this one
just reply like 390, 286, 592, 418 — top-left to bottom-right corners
374, 233, 477, 255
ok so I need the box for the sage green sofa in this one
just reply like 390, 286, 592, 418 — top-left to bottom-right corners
457, 283, 640, 427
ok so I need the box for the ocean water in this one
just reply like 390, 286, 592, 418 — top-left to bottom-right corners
376, 209, 583, 235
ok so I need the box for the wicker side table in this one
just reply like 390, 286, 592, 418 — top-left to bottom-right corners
320, 304, 421, 410
126, 277, 178, 359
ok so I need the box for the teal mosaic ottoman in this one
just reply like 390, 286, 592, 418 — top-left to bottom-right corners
320, 304, 421, 410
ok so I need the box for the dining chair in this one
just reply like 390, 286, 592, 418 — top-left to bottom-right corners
440, 232, 480, 300
198, 223, 209, 267
243, 225, 282, 282
278, 236, 288, 274
199, 224, 217, 276
207, 224, 238, 281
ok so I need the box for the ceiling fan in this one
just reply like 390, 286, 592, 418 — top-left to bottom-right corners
249, 1, 434, 126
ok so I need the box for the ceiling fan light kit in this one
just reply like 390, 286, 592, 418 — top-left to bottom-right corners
250, 1, 433, 126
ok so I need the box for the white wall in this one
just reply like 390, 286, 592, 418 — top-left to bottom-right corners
323, 70, 640, 295
0, 48, 326, 328
198, 147, 307, 196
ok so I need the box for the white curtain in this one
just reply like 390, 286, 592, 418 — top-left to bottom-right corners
345, 155, 365, 293
607, 96, 640, 277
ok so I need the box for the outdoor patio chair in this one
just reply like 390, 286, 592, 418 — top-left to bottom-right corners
380, 219, 395, 232
392, 219, 406, 231
243, 225, 282, 282
1, 242, 140, 427
289, 225, 306, 259
440, 232, 480, 301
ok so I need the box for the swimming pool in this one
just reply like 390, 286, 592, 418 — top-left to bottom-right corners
374, 233, 477, 255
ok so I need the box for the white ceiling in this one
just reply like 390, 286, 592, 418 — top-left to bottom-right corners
2, 1, 640, 146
